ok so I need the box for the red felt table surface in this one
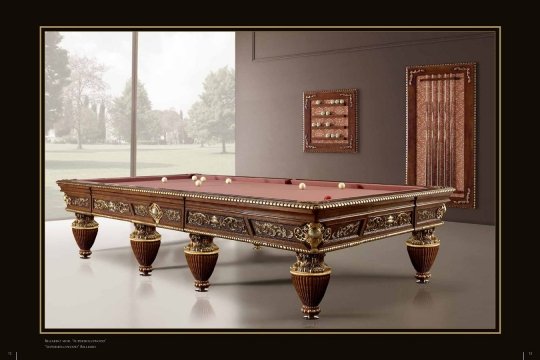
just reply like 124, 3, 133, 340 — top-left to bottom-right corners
86, 175, 424, 203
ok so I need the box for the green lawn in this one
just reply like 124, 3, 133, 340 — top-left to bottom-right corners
45, 143, 235, 220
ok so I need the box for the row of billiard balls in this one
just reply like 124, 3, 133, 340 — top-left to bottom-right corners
298, 182, 346, 190
160, 175, 233, 187
159, 176, 346, 191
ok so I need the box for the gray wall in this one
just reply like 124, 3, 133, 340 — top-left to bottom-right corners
235, 31, 496, 225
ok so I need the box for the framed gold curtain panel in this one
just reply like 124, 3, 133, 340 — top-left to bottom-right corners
406, 63, 477, 208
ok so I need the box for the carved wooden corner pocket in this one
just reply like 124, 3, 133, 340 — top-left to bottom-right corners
303, 88, 358, 153
406, 63, 477, 208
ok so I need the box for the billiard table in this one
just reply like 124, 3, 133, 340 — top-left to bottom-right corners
57, 174, 453, 319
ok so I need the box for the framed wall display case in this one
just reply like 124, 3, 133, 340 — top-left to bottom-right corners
406, 63, 477, 208
303, 88, 358, 153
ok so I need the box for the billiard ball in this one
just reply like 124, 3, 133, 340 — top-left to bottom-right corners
225, 178, 232, 184
325, 111, 330, 115
161, 177, 167, 183
195, 180, 202, 187
324, 195, 332, 200
200, 176, 207, 182
191, 175, 198, 181
298, 183, 306, 190
340, 99, 344, 104
338, 182, 346, 189
330, 100, 334, 104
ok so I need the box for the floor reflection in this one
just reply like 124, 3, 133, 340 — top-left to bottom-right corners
77, 261, 94, 276
136, 277, 155, 298
412, 286, 433, 308
189, 293, 216, 323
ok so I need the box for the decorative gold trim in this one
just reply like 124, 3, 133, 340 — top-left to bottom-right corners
66, 210, 185, 231
58, 180, 454, 210
64, 195, 90, 208
364, 212, 412, 234
187, 211, 247, 234
454, 188, 471, 205
71, 225, 99, 230
253, 221, 295, 239
185, 233, 219, 253
417, 204, 446, 222
184, 249, 220, 255
331, 221, 361, 239
149, 203, 163, 224
453, 66, 471, 83
290, 253, 330, 274
93, 199, 130, 214
130, 237, 161, 242
164, 209, 181, 222
129, 223, 161, 241
408, 69, 425, 85
134, 204, 149, 217
293, 223, 331, 252
405, 241, 440, 248
406, 228, 440, 246
71, 213, 98, 228
186, 228, 308, 253
290, 269, 332, 276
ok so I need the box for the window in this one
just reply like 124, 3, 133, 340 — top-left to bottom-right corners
44, 31, 235, 220
136, 32, 235, 176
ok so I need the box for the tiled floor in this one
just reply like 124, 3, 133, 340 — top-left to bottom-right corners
45, 218, 496, 329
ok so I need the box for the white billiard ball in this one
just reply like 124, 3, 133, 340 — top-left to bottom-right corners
161, 177, 168, 183
298, 183, 306, 190
335, 133, 341, 138
195, 180, 202, 187
325, 133, 331, 138
315, 100, 321, 105
200, 176, 207, 182
340, 99, 345, 104
191, 175, 198, 181
225, 178, 232, 184
320, 111, 325, 116
325, 111, 331, 116
338, 182, 346, 189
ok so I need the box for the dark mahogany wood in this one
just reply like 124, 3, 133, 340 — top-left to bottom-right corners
184, 234, 219, 291
72, 227, 98, 259
303, 89, 358, 153
58, 174, 452, 318
71, 214, 99, 259
406, 63, 476, 208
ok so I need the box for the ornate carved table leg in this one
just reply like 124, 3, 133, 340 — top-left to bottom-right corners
130, 223, 161, 276
290, 253, 331, 320
71, 213, 99, 259
290, 222, 333, 319
406, 228, 440, 284
184, 234, 219, 292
